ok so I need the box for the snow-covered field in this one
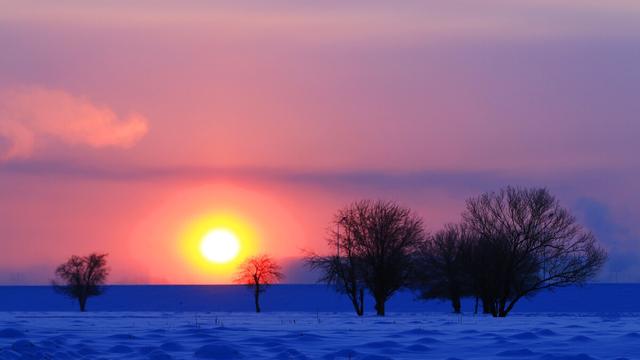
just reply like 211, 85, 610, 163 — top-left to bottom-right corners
0, 311, 638, 360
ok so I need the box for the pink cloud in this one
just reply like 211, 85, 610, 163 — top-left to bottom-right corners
0, 86, 148, 160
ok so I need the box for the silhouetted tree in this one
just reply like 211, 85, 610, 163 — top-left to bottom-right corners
234, 255, 284, 313
412, 224, 472, 313
463, 231, 516, 315
309, 200, 425, 316
305, 216, 366, 316
462, 186, 607, 317
53, 253, 109, 312
461, 232, 502, 315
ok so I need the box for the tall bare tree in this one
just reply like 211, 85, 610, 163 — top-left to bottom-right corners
53, 253, 109, 312
462, 231, 505, 314
308, 200, 425, 316
463, 186, 607, 317
234, 255, 284, 313
412, 224, 472, 313
305, 215, 365, 316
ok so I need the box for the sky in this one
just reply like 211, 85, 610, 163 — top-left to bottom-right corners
0, 0, 639, 284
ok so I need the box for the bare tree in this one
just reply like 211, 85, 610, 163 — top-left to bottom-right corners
461, 232, 503, 315
463, 232, 517, 315
53, 253, 109, 312
412, 224, 472, 313
308, 200, 425, 316
462, 186, 607, 317
305, 217, 366, 316
234, 255, 284, 313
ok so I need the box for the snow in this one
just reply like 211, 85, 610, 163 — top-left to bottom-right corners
0, 285, 639, 359
0, 312, 638, 359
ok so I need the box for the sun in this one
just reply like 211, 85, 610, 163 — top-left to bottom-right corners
181, 213, 257, 274
200, 229, 241, 264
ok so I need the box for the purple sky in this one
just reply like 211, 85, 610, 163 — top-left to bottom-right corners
0, 1, 639, 283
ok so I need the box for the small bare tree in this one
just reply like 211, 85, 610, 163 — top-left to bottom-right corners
308, 200, 425, 316
53, 253, 109, 312
412, 224, 472, 313
234, 255, 284, 313
463, 186, 607, 317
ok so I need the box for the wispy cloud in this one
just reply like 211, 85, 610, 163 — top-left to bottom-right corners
0, 159, 613, 195
0, 160, 508, 186
0, 86, 148, 160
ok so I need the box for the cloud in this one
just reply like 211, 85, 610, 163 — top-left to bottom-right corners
0, 86, 148, 160
0, 160, 526, 191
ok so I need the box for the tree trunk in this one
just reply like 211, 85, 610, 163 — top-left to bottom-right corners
358, 288, 364, 316
481, 297, 492, 314
497, 297, 508, 317
490, 301, 499, 317
451, 295, 461, 314
79, 296, 87, 312
254, 289, 261, 313
374, 297, 385, 316
474, 296, 479, 315
500, 296, 523, 317
349, 288, 364, 316
481, 296, 498, 317
350, 300, 360, 316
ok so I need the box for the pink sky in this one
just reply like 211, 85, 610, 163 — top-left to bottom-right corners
1, 1, 639, 283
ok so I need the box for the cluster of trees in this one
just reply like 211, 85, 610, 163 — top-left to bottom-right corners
52, 186, 605, 316
306, 187, 607, 317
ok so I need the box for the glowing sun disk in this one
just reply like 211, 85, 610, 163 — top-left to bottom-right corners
200, 229, 240, 264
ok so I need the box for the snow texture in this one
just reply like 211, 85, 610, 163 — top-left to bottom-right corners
0, 312, 638, 359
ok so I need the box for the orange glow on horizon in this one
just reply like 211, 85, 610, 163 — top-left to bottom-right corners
126, 183, 308, 284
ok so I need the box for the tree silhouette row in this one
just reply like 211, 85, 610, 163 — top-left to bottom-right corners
307, 186, 606, 317
52, 186, 606, 316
